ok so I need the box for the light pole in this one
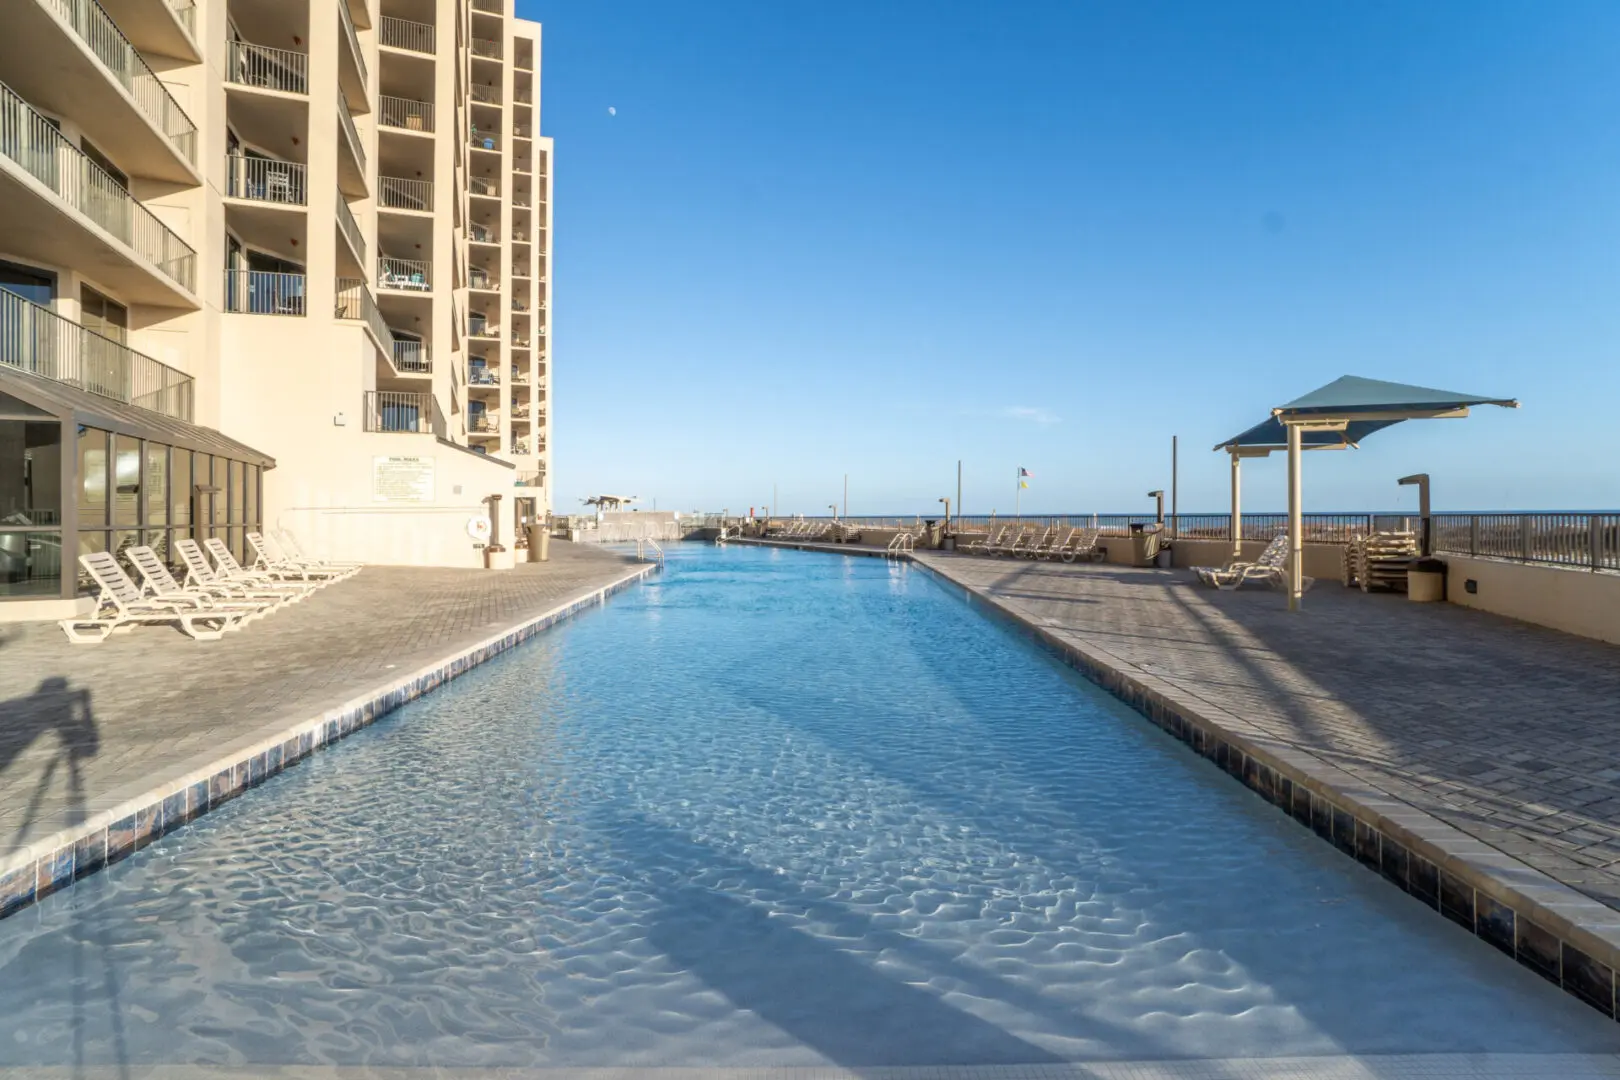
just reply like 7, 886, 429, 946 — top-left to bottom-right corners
1146, 490, 1164, 525
1399, 473, 1432, 555
939, 496, 951, 537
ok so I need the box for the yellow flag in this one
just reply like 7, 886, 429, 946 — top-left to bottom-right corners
1019, 480, 1029, 489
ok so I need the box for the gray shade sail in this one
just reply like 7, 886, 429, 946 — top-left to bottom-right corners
0, 365, 276, 467
1213, 416, 1402, 454
1274, 375, 1519, 417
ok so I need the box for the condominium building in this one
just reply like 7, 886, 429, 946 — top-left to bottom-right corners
0, 0, 554, 618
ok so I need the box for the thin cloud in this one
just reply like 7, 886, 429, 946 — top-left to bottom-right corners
999, 406, 1059, 425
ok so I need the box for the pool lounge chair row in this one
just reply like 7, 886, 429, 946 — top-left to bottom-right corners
964, 526, 1102, 562
60, 533, 360, 644
1192, 533, 1314, 591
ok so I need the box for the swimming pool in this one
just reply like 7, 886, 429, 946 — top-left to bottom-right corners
0, 543, 1615, 1071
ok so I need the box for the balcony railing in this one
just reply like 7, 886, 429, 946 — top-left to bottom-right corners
470, 83, 501, 104
514, 90, 532, 105
392, 338, 431, 373
365, 390, 432, 433
468, 269, 496, 290
227, 41, 308, 95
338, 0, 367, 88
1, 82, 197, 292
470, 129, 501, 151
468, 365, 499, 386
381, 15, 436, 54
335, 278, 393, 353
515, 470, 544, 487
469, 413, 499, 433
510, 439, 529, 455
378, 256, 430, 291
225, 154, 306, 204
1433, 513, 1620, 572
470, 37, 502, 60
509, 366, 528, 381
40, 0, 198, 163
337, 96, 366, 175
0, 287, 193, 420
336, 194, 365, 264
379, 94, 434, 132
468, 176, 498, 197
469, 224, 496, 243
471, 0, 501, 12
379, 175, 432, 211
168, 0, 195, 37
225, 269, 305, 315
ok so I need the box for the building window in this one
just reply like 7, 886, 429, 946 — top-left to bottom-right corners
0, 260, 56, 306
81, 286, 129, 344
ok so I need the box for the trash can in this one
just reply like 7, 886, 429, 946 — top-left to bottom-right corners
527, 524, 550, 562
1129, 523, 1162, 567
923, 519, 942, 549
1408, 557, 1446, 602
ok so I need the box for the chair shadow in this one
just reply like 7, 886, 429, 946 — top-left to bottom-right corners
0, 676, 99, 857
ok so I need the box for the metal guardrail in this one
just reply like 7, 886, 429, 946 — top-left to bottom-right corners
470, 37, 503, 60
468, 175, 499, 196
1432, 513, 1620, 572
41, 0, 198, 163
337, 95, 366, 175
378, 256, 430, 291
392, 339, 430, 373
225, 269, 304, 315
380, 15, 434, 53
225, 154, 306, 204
470, 83, 501, 104
335, 193, 365, 264
379, 175, 432, 211
379, 95, 434, 132
227, 41, 308, 95
364, 390, 431, 433
1, 82, 197, 291
337, 0, 367, 88
335, 278, 393, 354
0, 288, 193, 420
167, 0, 195, 37
471, 0, 502, 12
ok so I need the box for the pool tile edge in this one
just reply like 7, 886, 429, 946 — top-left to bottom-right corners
910, 553, 1620, 1026
0, 561, 657, 921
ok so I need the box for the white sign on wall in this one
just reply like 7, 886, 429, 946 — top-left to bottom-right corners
373, 455, 435, 503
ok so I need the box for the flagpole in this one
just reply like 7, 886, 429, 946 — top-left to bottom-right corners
1014, 467, 1021, 522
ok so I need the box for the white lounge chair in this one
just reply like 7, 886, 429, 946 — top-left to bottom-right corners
1056, 527, 1102, 563
176, 539, 313, 602
205, 537, 331, 589
1001, 528, 1037, 557
1194, 534, 1313, 591
271, 530, 363, 574
249, 532, 358, 582
964, 527, 1006, 555
60, 552, 247, 643
126, 545, 283, 623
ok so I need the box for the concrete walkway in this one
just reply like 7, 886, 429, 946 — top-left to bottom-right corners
913, 553, 1620, 911
0, 542, 644, 859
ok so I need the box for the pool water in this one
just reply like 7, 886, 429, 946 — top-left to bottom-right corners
0, 543, 1615, 1071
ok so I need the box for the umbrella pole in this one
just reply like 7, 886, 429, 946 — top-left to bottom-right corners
1287, 423, 1303, 611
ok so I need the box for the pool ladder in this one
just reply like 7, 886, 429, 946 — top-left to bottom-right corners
886, 532, 915, 558
635, 537, 665, 565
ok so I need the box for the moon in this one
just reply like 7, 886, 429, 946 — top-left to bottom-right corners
607, 106, 617, 116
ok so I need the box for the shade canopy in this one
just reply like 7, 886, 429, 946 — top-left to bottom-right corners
1213, 415, 1402, 456
1273, 375, 1519, 419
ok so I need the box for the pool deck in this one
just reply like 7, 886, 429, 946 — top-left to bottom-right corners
0, 542, 654, 916
910, 549, 1620, 1019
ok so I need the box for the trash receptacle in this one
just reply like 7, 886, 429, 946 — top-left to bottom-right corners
527, 524, 550, 562
1408, 556, 1445, 602
1129, 523, 1162, 567
923, 519, 942, 549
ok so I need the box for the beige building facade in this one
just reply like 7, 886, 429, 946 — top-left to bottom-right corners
0, 0, 554, 616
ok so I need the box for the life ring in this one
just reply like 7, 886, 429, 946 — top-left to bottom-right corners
467, 515, 492, 542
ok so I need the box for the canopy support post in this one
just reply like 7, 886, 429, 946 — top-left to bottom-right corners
1287, 421, 1303, 611
1230, 452, 1242, 560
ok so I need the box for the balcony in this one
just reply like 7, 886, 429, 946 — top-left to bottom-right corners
365, 390, 432, 434
468, 223, 497, 244
335, 278, 393, 356
391, 338, 430, 374
468, 314, 499, 339
11, 0, 198, 182
470, 83, 501, 105
510, 438, 529, 455
468, 364, 499, 387
470, 37, 502, 61
470, 128, 501, 153
0, 82, 198, 305
225, 269, 305, 315
0, 287, 193, 420
468, 176, 499, 199
468, 268, 497, 291
224, 154, 306, 206
468, 413, 499, 434
337, 0, 368, 112
471, 0, 501, 13
97, 0, 200, 63
336, 193, 365, 269
380, 15, 435, 54
337, 96, 367, 197
378, 256, 430, 292
379, 175, 432, 212
227, 41, 308, 95
380, 94, 434, 133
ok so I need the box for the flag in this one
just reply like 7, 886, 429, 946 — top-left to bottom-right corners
1018, 467, 1033, 478
1019, 480, 1029, 489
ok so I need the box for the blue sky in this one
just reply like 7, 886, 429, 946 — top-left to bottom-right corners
524, 0, 1620, 515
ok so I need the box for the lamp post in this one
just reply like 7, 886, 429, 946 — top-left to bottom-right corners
939, 496, 951, 537
1146, 490, 1164, 525
1399, 473, 1432, 555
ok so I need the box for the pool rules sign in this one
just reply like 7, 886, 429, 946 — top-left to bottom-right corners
373, 455, 435, 503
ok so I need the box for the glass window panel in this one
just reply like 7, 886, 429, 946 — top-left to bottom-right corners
77, 426, 107, 529
170, 449, 191, 529
0, 419, 62, 527
228, 526, 244, 565
229, 460, 244, 524
0, 390, 52, 417
76, 530, 107, 593
113, 435, 141, 527
245, 466, 259, 529
144, 442, 167, 528
0, 530, 61, 597
207, 457, 227, 528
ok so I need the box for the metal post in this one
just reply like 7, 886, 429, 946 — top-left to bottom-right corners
843, 474, 848, 519
1171, 435, 1178, 538
1287, 422, 1303, 611
957, 460, 962, 523
1014, 467, 1021, 522
1230, 452, 1242, 560
772, 483, 776, 520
